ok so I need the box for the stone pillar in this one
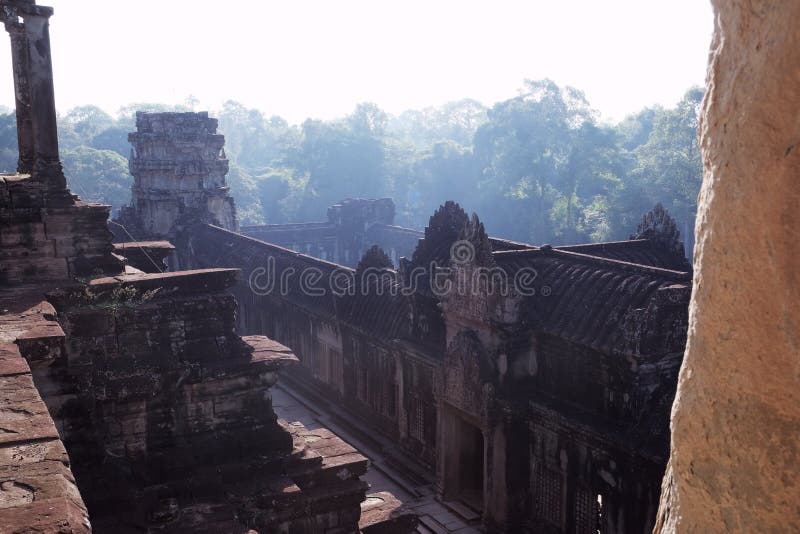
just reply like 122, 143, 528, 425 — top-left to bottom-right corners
21, 6, 66, 191
5, 21, 34, 174
655, 1, 800, 532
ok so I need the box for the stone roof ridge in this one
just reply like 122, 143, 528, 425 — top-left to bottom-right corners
554, 238, 653, 251
488, 236, 537, 251
204, 224, 354, 273
330, 197, 393, 205
494, 246, 691, 281
370, 222, 424, 235
134, 110, 211, 120
241, 221, 331, 231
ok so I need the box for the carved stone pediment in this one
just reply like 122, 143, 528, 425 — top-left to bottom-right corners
442, 329, 495, 419
630, 203, 685, 257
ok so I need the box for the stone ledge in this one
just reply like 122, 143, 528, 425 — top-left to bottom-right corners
47, 268, 241, 310
0, 295, 89, 532
91, 268, 239, 292
192, 335, 300, 378
113, 241, 175, 274
359, 491, 419, 533
282, 420, 370, 489
113, 241, 175, 251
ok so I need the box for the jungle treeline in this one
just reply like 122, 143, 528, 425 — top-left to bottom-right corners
0, 79, 703, 254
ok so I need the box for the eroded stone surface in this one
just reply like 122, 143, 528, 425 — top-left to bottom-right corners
655, 2, 800, 532
0, 288, 90, 534
0, 175, 124, 284
359, 491, 418, 533
116, 112, 238, 245
42, 269, 374, 532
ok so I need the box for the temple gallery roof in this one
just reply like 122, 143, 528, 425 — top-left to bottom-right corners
552, 239, 690, 271
194, 215, 690, 359
191, 225, 411, 341
495, 247, 689, 355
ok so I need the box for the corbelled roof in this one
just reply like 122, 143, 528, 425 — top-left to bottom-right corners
495, 247, 690, 355
190, 225, 411, 340
240, 223, 338, 246
554, 239, 690, 271
194, 215, 691, 357
191, 225, 344, 318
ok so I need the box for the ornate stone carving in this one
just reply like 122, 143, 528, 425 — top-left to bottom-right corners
356, 244, 394, 274
442, 329, 495, 419
409, 200, 469, 269
118, 112, 238, 241
630, 203, 685, 257
457, 213, 495, 268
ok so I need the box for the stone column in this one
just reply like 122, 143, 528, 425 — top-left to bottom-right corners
5, 22, 34, 174
655, 1, 800, 532
21, 6, 66, 191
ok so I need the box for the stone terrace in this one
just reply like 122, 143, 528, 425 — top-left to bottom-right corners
0, 285, 90, 533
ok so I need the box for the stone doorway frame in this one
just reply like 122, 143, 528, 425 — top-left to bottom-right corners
438, 401, 487, 514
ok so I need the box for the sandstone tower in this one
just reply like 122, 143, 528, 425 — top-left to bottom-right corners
117, 112, 238, 241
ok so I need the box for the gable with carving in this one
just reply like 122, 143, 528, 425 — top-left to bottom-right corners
442, 330, 495, 419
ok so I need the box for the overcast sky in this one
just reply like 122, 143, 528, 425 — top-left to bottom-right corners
0, 0, 714, 124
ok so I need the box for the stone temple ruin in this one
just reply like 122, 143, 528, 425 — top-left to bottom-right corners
183, 201, 691, 533
117, 112, 238, 241
0, 2, 406, 533
5, 1, 796, 533
111, 100, 693, 534
0, 3, 693, 532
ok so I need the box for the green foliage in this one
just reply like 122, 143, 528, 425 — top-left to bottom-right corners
63, 105, 114, 141
388, 99, 487, 148
255, 169, 294, 224
0, 81, 702, 258
224, 163, 263, 225
90, 127, 131, 158
60, 146, 132, 210
217, 100, 299, 171
286, 106, 388, 220
0, 112, 18, 172
472, 79, 624, 243
630, 87, 703, 252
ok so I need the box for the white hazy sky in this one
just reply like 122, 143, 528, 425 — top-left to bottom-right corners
0, 1, 714, 124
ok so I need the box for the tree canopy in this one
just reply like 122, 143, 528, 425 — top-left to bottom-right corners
0, 81, 703, 256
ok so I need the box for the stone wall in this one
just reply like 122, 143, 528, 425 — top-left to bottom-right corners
0, 2, 396, 531
655, 2, 800, 531
240, 198, 422, 267
42, 268, 370, 532
188, 225, 443, 466
187, 199, 692, 533
0, 289, 90, 533
1, 175, 123, 284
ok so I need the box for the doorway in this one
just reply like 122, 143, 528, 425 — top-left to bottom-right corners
456, 418, 484, 511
